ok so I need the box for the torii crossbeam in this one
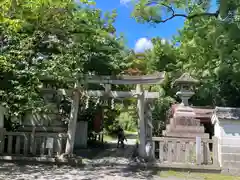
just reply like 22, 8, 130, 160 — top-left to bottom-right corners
41, 72, 166, 157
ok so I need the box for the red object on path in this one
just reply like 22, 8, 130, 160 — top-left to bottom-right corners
93, 108, 103, 133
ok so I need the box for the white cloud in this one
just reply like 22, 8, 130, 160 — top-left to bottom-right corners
134, 37, 153, 53
161, 39, 166, 45
120, 0, 132, 5
161, 39, 173, 45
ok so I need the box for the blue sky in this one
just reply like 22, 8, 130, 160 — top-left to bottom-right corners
94, 0, 218, 52
94, 0, 185, 51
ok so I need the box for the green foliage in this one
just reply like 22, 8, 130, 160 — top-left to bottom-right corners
132, 0, 240, 24
0, 0, 127, 117
129, 0, 240, 133
4, 0, 240, 136
152, 97, 174, 136
117, 107, 138, 132
131, 0, 240, 109
177, 11, 240, 106
103, 108, 121, 135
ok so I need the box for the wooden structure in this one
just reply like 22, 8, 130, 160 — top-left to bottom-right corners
0, 72, 165, 161
0, 72, 223, 170
66, 72, 165, 157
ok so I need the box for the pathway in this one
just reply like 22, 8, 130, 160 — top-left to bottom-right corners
0, 161, 196, 180
0, 133, 202, 180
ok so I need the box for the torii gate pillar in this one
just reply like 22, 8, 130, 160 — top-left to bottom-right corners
136, 84, 146, 157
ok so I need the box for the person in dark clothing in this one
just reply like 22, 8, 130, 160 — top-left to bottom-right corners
117, 126, 127, 148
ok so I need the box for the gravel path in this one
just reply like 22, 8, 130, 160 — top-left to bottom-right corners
0, 134, 198, 180
0, 162, 190, 180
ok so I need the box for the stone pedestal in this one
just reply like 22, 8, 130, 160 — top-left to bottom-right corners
163, 104, 209, 138
163, 73, 209, 139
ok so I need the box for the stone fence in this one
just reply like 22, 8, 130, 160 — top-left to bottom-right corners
0, 128, 68, 162
151, 136, 220, 170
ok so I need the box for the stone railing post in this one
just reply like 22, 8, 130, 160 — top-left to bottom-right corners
212, 136, 220, 167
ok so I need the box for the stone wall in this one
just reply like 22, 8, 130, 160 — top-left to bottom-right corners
213, 119, 240, 169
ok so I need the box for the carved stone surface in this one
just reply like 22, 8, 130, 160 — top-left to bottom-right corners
163, 104, 209, 139
174, 116, 200, 126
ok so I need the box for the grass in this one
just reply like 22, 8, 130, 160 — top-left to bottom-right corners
103, 134, 115, 141
159, 170, 240, 180
125, 130, 138, 135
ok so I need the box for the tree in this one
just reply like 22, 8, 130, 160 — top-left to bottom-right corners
131, 0, 240, 107
176, 13, 240, 107
132, 0, 239, 24
0, 0, 127, 117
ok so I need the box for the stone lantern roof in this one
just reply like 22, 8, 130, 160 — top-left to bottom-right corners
174, 73, 199, 106
174, 73, 199, 85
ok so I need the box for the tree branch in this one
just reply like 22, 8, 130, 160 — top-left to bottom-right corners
152, 4, 219, 23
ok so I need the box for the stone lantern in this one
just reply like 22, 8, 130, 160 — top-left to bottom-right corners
162, 73, 209, 139
174, 73, 199, 106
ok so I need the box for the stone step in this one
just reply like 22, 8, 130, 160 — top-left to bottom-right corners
166, 124, 205, 133
162, 131, 210, 138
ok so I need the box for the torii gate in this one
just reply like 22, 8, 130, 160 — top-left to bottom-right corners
65, 72, 165, 157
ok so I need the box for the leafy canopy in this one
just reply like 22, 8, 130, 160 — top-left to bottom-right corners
0, 0, 127, 116
131, 0, 240, 107
132, 0, 240, 24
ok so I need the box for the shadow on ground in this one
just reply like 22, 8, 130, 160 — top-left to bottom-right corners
0, 161, 160, 180
74, 142, 135, 160
74, 132, 138, 160
0, 132, 163, 180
